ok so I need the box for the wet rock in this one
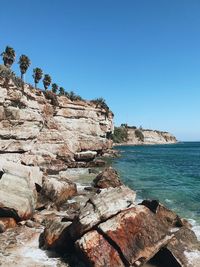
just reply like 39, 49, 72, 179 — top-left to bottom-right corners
93, 167, 122, 188
74, 151, 97, 162
166, 226, 200, 267
41, 176, 77, 206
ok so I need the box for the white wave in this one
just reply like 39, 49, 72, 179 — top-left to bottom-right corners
184, 250, 200, 267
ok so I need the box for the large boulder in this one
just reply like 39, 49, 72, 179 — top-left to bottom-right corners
76, 230, 125, 267
0, 160, 42, 221
41, 176, 77, 206
93, 167, 122, 188
41, 220, 72, 250
97, 205, 173, 266
71, 185, 136, 239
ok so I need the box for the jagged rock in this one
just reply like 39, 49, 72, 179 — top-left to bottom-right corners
166, 227, 200, 267
71, 185, 136, 239
93, 167, 122, 188
76, 230, 125, 267
141, 199, 183, 228
74, 151, 97, 162
41, 176, 77, 206
0, 160, 42, 221
41, 220, 72, 250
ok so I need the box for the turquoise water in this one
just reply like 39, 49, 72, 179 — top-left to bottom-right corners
112, 142, 200, 224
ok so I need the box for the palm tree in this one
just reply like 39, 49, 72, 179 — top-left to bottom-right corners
33, 68, 43, 88
18, 54, 31, 81
59, 87, 65, 95
52, 83, 58, 93
1, 46, 16, 68
43, 74, 52, 90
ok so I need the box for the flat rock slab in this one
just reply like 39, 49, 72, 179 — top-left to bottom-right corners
71, 185, 136, 238
98, 205, 173, 266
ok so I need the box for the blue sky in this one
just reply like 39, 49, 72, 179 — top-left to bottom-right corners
1, 0, 200, 141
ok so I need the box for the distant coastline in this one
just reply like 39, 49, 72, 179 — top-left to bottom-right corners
112, 124, 177, 146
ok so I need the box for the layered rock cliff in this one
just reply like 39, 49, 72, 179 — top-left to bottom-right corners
113, 126, 177, 145
127, 127, 177, 145
0, 73, 114, 173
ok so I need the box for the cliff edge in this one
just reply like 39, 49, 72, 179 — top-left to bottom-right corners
0, 69, 114, 173
113, 125, 177, 145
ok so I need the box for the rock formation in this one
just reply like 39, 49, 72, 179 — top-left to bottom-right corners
0, 70, 199, 267
0, 72, 114, 173
127, 127, 177, 145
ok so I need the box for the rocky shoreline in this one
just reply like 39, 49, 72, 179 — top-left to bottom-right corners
0, 163, 200, 267
0, 72, 200, 267
113, 126, 177, 146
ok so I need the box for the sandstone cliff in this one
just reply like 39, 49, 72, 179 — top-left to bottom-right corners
0, 73, 114, 173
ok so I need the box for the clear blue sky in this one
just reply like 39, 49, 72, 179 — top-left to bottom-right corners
1, 0, 200, 141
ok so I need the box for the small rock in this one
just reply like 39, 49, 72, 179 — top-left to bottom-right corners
25, 220, 35, 228
74, 151, 97, 162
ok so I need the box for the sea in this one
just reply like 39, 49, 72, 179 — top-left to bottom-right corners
112, 142, 200, 238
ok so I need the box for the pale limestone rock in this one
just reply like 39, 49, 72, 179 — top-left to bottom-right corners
0, 78, 114, 168
74, 151, 97, 161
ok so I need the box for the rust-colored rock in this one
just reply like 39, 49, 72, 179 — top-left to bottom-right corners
76, 230, 125, 267
71, 186, 136, 239
141, 199, 183, 228
98, 205, 173, 266
93, 167, 122, 188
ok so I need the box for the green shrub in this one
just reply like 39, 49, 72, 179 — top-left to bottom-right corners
0, 64, 23, 88
135, 129, 144, 141
112, 126, 128, 143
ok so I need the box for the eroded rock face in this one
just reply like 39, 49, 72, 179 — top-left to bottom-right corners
93, 167, 122, 188
0, 76, 114, 172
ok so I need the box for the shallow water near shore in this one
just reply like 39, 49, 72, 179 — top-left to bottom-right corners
112, 142, 200, 233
